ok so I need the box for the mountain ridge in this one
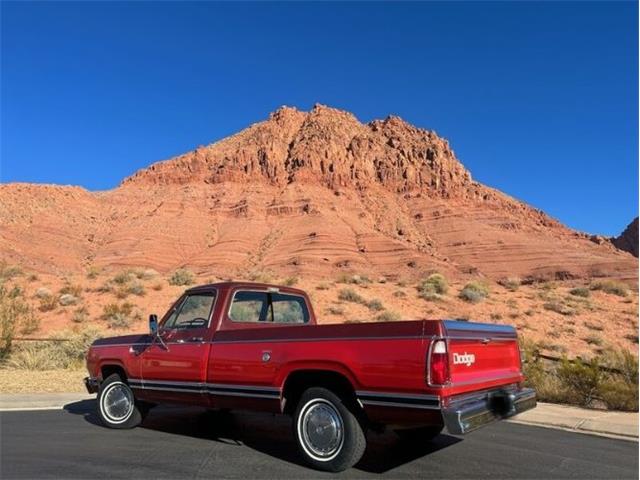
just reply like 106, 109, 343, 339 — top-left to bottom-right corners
0, 105, 636, 283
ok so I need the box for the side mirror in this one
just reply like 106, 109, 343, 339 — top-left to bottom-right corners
149, 314, 158, 335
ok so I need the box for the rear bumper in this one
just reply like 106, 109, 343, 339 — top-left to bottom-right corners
84, 376, 99, 394
442, 387, 536, 435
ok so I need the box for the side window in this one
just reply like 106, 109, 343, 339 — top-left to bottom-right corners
271, 293, 309, 324
229, 291, 271, 322
164, 293, 215, 329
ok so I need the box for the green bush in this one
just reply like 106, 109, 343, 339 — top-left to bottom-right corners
459, 281, 489, 303
1, 283, 40, 359
557, 358, 603, 407
169, 268, 195, 286
569, 287, 590, 298
418, 273, 448, 301
590, 279, 628, 297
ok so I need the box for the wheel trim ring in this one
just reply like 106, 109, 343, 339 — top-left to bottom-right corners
100, 382, 134, 424
297, 398, 345, 462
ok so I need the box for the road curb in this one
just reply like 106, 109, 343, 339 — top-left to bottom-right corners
0, 393, 93, 411
507, 402, 638, 442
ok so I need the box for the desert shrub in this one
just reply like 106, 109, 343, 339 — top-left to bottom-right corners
396, 280, 407, 288
393, 290, 406, 298
0, 284, 40, 359
418, 273, 448, 301
584, 321, 604, 331
316, 283, 331, 291
337, 274, 371, 285
169, 268, 195, 286
338, 288, 365, 304
151, 282, 164, 291
375, 310, 401, 322
584, 335, 603, 346
101, 302, 138, 329
543, 300, 575, 316
590, 279, 628, 297
283, 276, 298, 286
38, 294, 58, 312
599, 381, 639, 411
490, 313, 502, 320
130, 268, 158, 280
59, 283, 83, 298
325, 306, 345, 316
34, 287, 52, 299
27, 273, 39, 282
115, 281, 146, 299
72, 306, 89, 323
569, 287, 590, 298
0, 262, 22, 281
557, 358, 603, 407
113, 270, 135, 285
96, 280, 114, 294
7, 327, 102, 370
625, 334, 639, 344
367, 299, 384, 311
247, 271, 274, 284
459, 281, 489, 303
86, 266, 101, 279
498, 277, 521, 291
59, 294, 79, 306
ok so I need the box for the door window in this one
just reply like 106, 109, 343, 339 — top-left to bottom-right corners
164, 293, 216, 329
271, 293, 309, 323
229, 291, 270, 322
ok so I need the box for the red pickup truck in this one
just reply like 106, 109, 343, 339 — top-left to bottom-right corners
85, 282, 536, 472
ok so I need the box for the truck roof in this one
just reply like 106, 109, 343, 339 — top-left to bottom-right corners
185, 281, 308, 296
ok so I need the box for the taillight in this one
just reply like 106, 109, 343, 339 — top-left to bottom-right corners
429, 339, 450, 385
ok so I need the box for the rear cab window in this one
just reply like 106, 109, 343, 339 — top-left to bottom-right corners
229, 290, 309, 324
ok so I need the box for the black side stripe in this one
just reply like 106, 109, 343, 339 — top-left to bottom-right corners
356, 392, 440, 410
128, 380, 280, 399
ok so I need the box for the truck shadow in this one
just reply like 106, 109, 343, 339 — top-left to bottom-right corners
64, 400, 461, 474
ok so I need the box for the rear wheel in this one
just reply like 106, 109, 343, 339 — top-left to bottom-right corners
395, 425, 443, 443
97, 373, 145, 429
293, 387, 366, 472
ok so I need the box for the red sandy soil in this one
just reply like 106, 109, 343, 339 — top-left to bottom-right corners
1, 105, 637, 357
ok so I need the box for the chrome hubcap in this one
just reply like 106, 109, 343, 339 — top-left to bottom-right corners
102, 383, 134, 423
301, 400, 344, 459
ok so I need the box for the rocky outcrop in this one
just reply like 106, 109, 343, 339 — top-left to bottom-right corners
0, 105, 637, 282
613, 217, 639, 257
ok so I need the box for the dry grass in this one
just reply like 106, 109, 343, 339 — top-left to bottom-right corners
0, 369, 86, 393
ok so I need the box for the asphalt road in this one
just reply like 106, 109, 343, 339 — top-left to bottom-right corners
1, 401, 637, 479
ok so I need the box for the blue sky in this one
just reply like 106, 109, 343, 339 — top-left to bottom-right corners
1, 1, 637, 236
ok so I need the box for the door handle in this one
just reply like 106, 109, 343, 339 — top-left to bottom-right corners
175, 337, 204, 343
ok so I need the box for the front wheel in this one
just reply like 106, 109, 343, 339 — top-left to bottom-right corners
293, 387, 366, 472
97, 374, 145, 429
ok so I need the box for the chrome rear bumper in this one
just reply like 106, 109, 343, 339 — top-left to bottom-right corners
442, 387, 536, 435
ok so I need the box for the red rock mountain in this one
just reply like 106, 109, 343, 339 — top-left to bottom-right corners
1, 104, 637, 282
613, 217, 639, 258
